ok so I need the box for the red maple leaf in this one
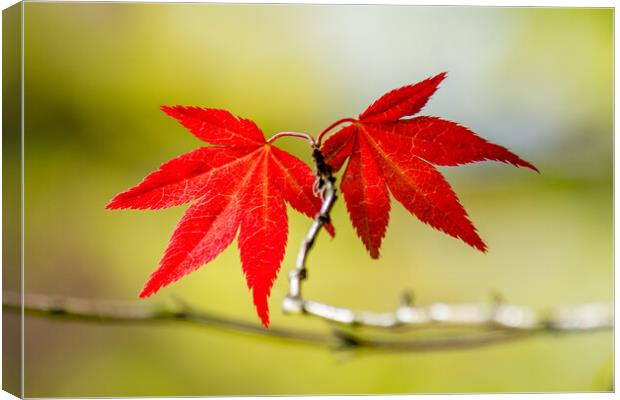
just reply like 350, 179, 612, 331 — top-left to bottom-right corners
106, 106, 332, 327
321, 72, 538, 258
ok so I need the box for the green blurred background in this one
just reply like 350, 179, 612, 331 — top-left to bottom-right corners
6, 4, 614, 396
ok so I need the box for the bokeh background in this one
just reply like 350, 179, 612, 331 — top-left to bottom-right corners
5, 4, 613, 396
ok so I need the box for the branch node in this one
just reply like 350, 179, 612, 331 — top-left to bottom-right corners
400, 290, 415, 307
490, 290, 506, 306
318, 214, 331, 225
332, 329, 363, 349
282, 296, 305, 314
289, 268, 307, 281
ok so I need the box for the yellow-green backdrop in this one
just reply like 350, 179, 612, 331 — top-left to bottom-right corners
8, 3, 614, 396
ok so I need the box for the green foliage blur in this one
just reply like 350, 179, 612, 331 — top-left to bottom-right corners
10, 3, 612, 396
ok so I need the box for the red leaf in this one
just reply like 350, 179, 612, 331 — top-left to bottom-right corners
341, 133, 390, 258
322, 125, 356, 172
161, 106, 265, 147
322, 73, 537, 256
368, 124, 486, 252
108, 107, 327, 327
358, 72, 446, 123
378, 116, 539, 171
237, 153, 288, 326
138, 160, 250, 298
106, 147, 254, 210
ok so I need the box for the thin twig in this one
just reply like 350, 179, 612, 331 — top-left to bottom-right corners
267, 131, 315, 145
316, 118, 357, 146
283, 145, 337, 313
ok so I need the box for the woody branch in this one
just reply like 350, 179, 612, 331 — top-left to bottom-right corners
3, 292, 612, 352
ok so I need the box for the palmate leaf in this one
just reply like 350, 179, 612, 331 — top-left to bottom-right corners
107, 106, 332, 327
322, 73, 538, 258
